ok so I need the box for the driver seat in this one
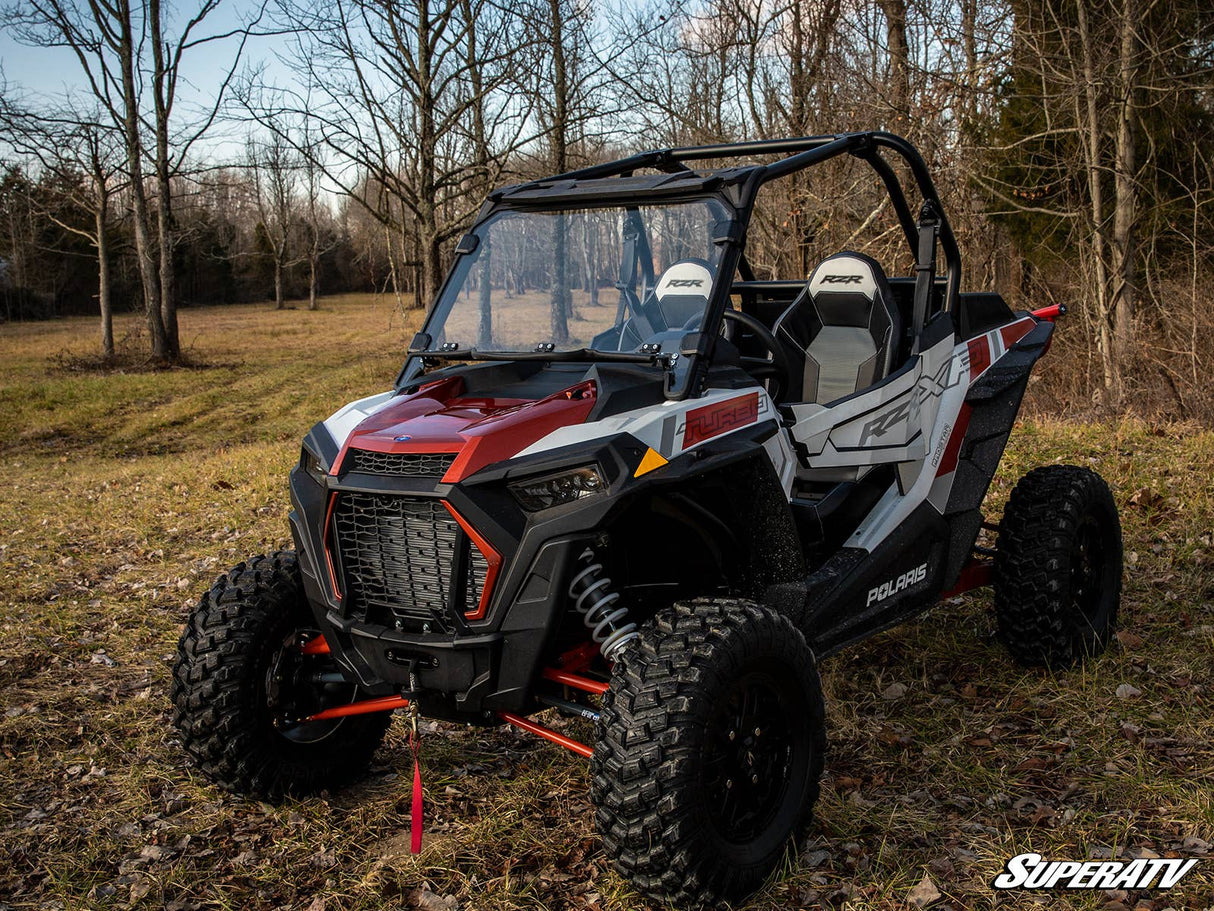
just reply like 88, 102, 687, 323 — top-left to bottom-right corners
773, 252, 902, 404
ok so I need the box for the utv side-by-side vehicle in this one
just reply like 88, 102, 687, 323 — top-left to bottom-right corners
172, 132, 1123, 907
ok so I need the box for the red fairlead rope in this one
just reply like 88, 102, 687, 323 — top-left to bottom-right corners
408, 702, 423, 854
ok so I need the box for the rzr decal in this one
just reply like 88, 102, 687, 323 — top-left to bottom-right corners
667, 278, 705, 289
859, 398, 914, 446
821, 274, 863, 285
682, 392, 760, 448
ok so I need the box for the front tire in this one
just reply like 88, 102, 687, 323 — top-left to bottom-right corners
994, 466, 1123, 669
171, 551, 390, 798
591, 598, 826, 907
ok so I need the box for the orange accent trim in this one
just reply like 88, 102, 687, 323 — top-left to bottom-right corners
497, 711, 593, 759
322, 492, 342, 601
300, 635, 331, 656
304, 694, 409, 722
442, 501, 501, 621
556, 641, 601, 673
542, 667, 609, 695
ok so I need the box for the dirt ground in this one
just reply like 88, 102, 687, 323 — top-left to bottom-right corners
1, 296, 1212, 910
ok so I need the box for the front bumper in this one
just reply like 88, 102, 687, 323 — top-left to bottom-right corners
286, 430, 648, 718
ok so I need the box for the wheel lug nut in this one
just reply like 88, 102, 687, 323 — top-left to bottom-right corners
728, 730, 736, 741
754, 727, 761, 736
725, 779, 733, 789
751, 774, 759, 785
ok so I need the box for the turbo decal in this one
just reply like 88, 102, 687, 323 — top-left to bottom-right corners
681, 392, 760, 448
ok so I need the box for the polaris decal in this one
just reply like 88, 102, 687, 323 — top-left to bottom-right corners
992, 853, 1198, 891
866, 562, 927, 606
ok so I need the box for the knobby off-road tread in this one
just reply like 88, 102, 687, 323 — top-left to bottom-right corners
171, 551, 389, 798
590, 598, 825, 907
994, 466, 1122, 669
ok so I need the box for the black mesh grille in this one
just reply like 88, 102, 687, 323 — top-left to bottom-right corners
332, 494, 488, 626
345, 449, 456, 477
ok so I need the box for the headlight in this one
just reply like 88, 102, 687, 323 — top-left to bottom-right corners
510, 464, 606, 512
302, 448, 328, 484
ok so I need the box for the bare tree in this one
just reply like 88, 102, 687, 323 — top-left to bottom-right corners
0, 95, 125, 355
4, 0, 263, 362
255, 0, 530, 310
247, 132, 300, 309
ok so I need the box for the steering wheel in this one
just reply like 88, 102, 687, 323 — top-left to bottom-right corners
721, 309, 792, 403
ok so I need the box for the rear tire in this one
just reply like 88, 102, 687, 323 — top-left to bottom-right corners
994, 466, 1123, 669
591, 598, 826, 907
171, 551, 390, 798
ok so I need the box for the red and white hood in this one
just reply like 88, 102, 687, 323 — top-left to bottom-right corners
323, 376, 600, 483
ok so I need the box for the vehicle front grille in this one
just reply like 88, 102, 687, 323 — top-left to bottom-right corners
331, 493, 488, 628
345, 449, 457, 477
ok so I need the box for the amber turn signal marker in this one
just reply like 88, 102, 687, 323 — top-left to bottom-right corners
634, 447, 669, 477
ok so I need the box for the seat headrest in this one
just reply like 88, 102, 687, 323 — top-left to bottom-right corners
650, 259, 715, 328
806, 253, 885, 302
654, 260, 713, 300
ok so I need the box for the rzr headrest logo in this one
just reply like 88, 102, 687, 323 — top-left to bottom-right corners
666, 278, 704, 289
821, 274, 863, 285
993, 853, 1198, 891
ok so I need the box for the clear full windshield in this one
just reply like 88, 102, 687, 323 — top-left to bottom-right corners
421, 199, 731, 356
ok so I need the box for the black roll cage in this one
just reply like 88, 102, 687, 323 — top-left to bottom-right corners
398, 131, 961, 401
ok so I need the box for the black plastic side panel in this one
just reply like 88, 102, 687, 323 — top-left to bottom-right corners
768, 502, 952, 656
956, 292, 1015, 340
939, 319, 1053, 587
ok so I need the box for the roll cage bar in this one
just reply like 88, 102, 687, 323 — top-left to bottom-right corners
400, 132, 961, 400
521, 131, 960, 315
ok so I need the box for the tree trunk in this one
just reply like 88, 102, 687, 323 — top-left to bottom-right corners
548, 0, 570, 343
151, 0, 179, 361
118, 6, 168, 361
1076, 0, 1118, 403
274, 259, 285, 309
96, 192, 113, 359
416, 0, 442, 309
308, 249, 320, 311
478, 234, 493, 346
1111, 0, 1138, 372
961, 0, 978, 124
877, 0, 910, 132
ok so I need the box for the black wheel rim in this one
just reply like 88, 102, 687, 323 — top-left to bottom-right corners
700, 670, 800, 844
263, 629, 358, 744
1069, 515, 1112, 649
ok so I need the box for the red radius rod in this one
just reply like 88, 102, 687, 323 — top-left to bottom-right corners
299, 636, 600, 757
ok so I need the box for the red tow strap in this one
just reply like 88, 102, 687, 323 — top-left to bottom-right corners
409, 727, 423, 854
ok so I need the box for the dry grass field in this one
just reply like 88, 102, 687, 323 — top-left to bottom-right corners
1, 295, 1212, 911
